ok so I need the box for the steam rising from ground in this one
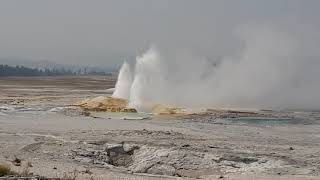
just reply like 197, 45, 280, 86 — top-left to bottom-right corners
113, 26, 320, 112
112, 62, 132, 99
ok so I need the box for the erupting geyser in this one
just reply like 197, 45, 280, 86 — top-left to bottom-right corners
112, 62, 133, 99
113, 27, 320, 112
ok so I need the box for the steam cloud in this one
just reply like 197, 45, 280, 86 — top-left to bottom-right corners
113, 26, 320, 112
112, 62, 133, 99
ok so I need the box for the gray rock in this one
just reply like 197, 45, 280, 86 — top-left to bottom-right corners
105, 143, 125, 157
147, 164, 176, 176
104, 143, 138, 167
123, 144, 139, 153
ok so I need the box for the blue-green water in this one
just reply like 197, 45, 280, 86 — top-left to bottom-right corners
226, 117, 307, 125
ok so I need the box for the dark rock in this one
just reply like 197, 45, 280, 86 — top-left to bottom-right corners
105, 144, 125, 157
181, 144, 190, 148
82, 169, 93, 175
12, 156, 22, 166
104, 143, 138, 167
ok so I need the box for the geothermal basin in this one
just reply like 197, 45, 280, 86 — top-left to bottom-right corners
0, 76, 320, 180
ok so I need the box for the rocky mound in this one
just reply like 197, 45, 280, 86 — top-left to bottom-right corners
74, 96, 190, 114
74, 96, 137, 113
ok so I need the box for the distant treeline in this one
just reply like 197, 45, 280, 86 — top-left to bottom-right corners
0, 64, 112, 76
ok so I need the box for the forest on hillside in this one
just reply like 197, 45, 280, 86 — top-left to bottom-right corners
0, 64, 111, 76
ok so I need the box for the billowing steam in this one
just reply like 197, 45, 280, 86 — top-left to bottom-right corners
112, 62, 133, 99
113, 26, 320, 112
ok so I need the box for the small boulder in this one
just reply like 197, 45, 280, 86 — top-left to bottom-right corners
105, 144, 125, 157
123, 144, 140, 153
104, 143, 137, 167
147, 164, 176, 176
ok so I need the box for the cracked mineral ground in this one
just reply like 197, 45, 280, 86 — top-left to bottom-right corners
0, 76, 320, 180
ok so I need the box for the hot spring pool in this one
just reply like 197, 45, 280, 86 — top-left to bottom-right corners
226, 117, 308, 125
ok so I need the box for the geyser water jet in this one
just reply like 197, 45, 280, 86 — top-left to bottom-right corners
112, 62, 133, 99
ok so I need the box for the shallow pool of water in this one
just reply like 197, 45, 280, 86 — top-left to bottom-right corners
227, 117, 309, 125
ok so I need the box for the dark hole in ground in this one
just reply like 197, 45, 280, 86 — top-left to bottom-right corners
105, 144, 139, 167
220, 155, 258, 164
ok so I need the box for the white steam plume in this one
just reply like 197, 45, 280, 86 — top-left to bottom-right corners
112, 62, 133, 99
114, 26, 320, 111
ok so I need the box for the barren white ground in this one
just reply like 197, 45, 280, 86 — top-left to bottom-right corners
0, 77, 319, 180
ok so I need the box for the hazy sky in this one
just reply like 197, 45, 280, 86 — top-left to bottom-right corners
0, 0, 319, 67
